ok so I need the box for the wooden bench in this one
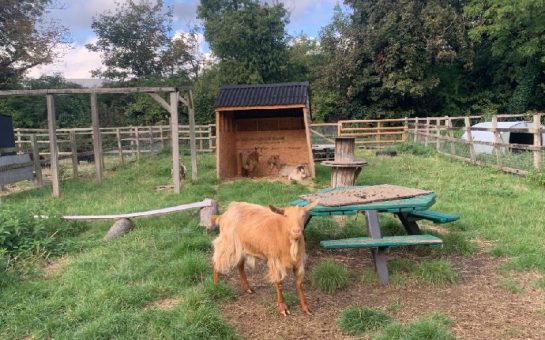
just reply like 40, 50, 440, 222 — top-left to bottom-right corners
406, 210, 460, 224
320, 234, 443, 249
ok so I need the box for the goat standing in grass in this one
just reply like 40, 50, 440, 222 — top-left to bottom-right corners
211, 200, 320, 316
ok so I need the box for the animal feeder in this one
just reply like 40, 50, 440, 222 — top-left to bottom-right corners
322, 137, 367, 187
214, 82, 315, 180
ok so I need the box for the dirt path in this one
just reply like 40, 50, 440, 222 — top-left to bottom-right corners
218, 247, 545, 339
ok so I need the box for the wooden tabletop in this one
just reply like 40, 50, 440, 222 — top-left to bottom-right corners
290, 186, 436, 216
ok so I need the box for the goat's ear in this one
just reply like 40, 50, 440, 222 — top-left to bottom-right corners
304, 199, 320, 212
269, 205, 285, 215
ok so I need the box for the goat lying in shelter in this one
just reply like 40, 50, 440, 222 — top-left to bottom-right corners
211, 199, 320, 316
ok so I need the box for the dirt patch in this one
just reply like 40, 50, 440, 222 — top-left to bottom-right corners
43, 257, 70, 279
145, 298, 180, 310
218, 246, 545, 339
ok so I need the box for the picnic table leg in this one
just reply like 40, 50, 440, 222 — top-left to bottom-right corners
397, 212, 422, 235
365, 210, 389, 284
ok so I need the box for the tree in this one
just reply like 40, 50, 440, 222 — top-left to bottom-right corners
318, 1, 472, 119
465, 0, 545, 113
86, 0, 199, 80
198, 0, 290, 84
0, 0, 66, 88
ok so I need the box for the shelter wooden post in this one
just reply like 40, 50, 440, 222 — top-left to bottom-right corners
170, 92, 181, 193
464, 117, 477, 163
30, 134, 43, 186
303, 106, 316, 177
533, 113, 542, 170
187, 89, 198, 181
116, 128, 124, 165
46, 95, 60, 197
69, 130, 79, 178
90, 92, 103, 184
492, 116, 502, 168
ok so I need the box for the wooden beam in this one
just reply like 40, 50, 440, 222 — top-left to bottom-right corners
171, 92, 181, 194
69, 130, 79, 178
303, 107, 315, 177
63, 199, 213, 221
188, 89, 198, 181
148, 93, 171, 112
46, 95, 60, 197
0, 87, 180, 96
90, 93, 102, 184
178, 94, 189, 107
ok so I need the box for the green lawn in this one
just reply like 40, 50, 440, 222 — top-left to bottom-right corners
1, 146, 544, 338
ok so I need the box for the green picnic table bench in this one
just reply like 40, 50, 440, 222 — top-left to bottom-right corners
290, 186, 460, 284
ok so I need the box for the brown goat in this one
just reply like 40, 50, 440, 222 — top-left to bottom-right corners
211, 200, 320, 316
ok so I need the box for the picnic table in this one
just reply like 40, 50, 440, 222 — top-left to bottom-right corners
290, 186, 459, 284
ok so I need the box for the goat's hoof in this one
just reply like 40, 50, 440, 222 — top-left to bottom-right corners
301, 305, 313, 315
245, 288, 254, 294
278, 303, 290, 316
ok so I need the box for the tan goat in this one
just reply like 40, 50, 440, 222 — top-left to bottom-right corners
211, 200, 320, 316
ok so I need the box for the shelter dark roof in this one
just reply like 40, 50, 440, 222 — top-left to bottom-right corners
215, 82, 309, 108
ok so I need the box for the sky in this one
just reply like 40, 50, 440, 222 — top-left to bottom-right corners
28, 0, 339, 79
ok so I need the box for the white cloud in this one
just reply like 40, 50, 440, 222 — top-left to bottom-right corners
26, 37, 102, 79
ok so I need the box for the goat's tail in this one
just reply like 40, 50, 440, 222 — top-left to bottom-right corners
212, 226, 243, 274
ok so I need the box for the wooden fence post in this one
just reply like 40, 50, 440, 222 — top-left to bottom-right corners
425, 117, 430, 147
170, 92, 181, 193
447, 118, 456, 155
435, 118, 441, 151
90, 92, 102, 184
69, 130, 78, 178
403, 117, 408, 142
148, 126, 154, 153
116, 128, 124, 165
16, 129, 22, 154
30, 134, 43, 186
46, 95, 60, 197
135, 127, 141, 160
492, 115, 502, 168
159, 125, 165, 148
414, 117, 419, 143
533, 113, 542, 170
464, 116, 477, 163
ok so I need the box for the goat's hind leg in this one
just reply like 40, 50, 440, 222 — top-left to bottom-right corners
237, 259, 253, 294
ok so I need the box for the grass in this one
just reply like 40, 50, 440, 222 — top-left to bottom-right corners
374, 313, 455, 340
311, 259, 350, 293
337, 307, 392, 336
500, 277, 523, 294
2, 143, 545, 337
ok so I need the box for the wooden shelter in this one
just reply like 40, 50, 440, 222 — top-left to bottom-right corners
214, 82, 315, 179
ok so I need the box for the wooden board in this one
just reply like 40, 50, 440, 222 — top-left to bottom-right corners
320, 235, 443, 249
300, 184, 432, 207
0, 154, 33, 185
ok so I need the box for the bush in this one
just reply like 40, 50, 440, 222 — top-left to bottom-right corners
0, 204, 84, 269
337, 307, 391, 336
415, 259, 458, 285
311, 260, 349, 293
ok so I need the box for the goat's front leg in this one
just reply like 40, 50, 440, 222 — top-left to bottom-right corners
237, 259, 253, 294
294, 266, 312, 315
274, 281, 290, 316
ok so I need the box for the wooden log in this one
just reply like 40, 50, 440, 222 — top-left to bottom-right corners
170, 92, 180, 193
187, 90, 198, 181
46, 95, 60, 197
533, 113, 542, 170
30, 135, 43, 186
90, 92, 102, 184
116, 128, 124, 165
69, 130, 78, 178
334, 137, 355, 162
199, 199, 219, 231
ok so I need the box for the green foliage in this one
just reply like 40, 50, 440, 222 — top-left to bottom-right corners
198, 0, 290, 84
337, 307, 392, 336
0, 204, 85, 268
311, 259, 349, 293
415, 259, 458, 285
396, 142, 436, 157
375, 313, 454, 340
440, 232, 477, 257
500, 277, 522, 294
